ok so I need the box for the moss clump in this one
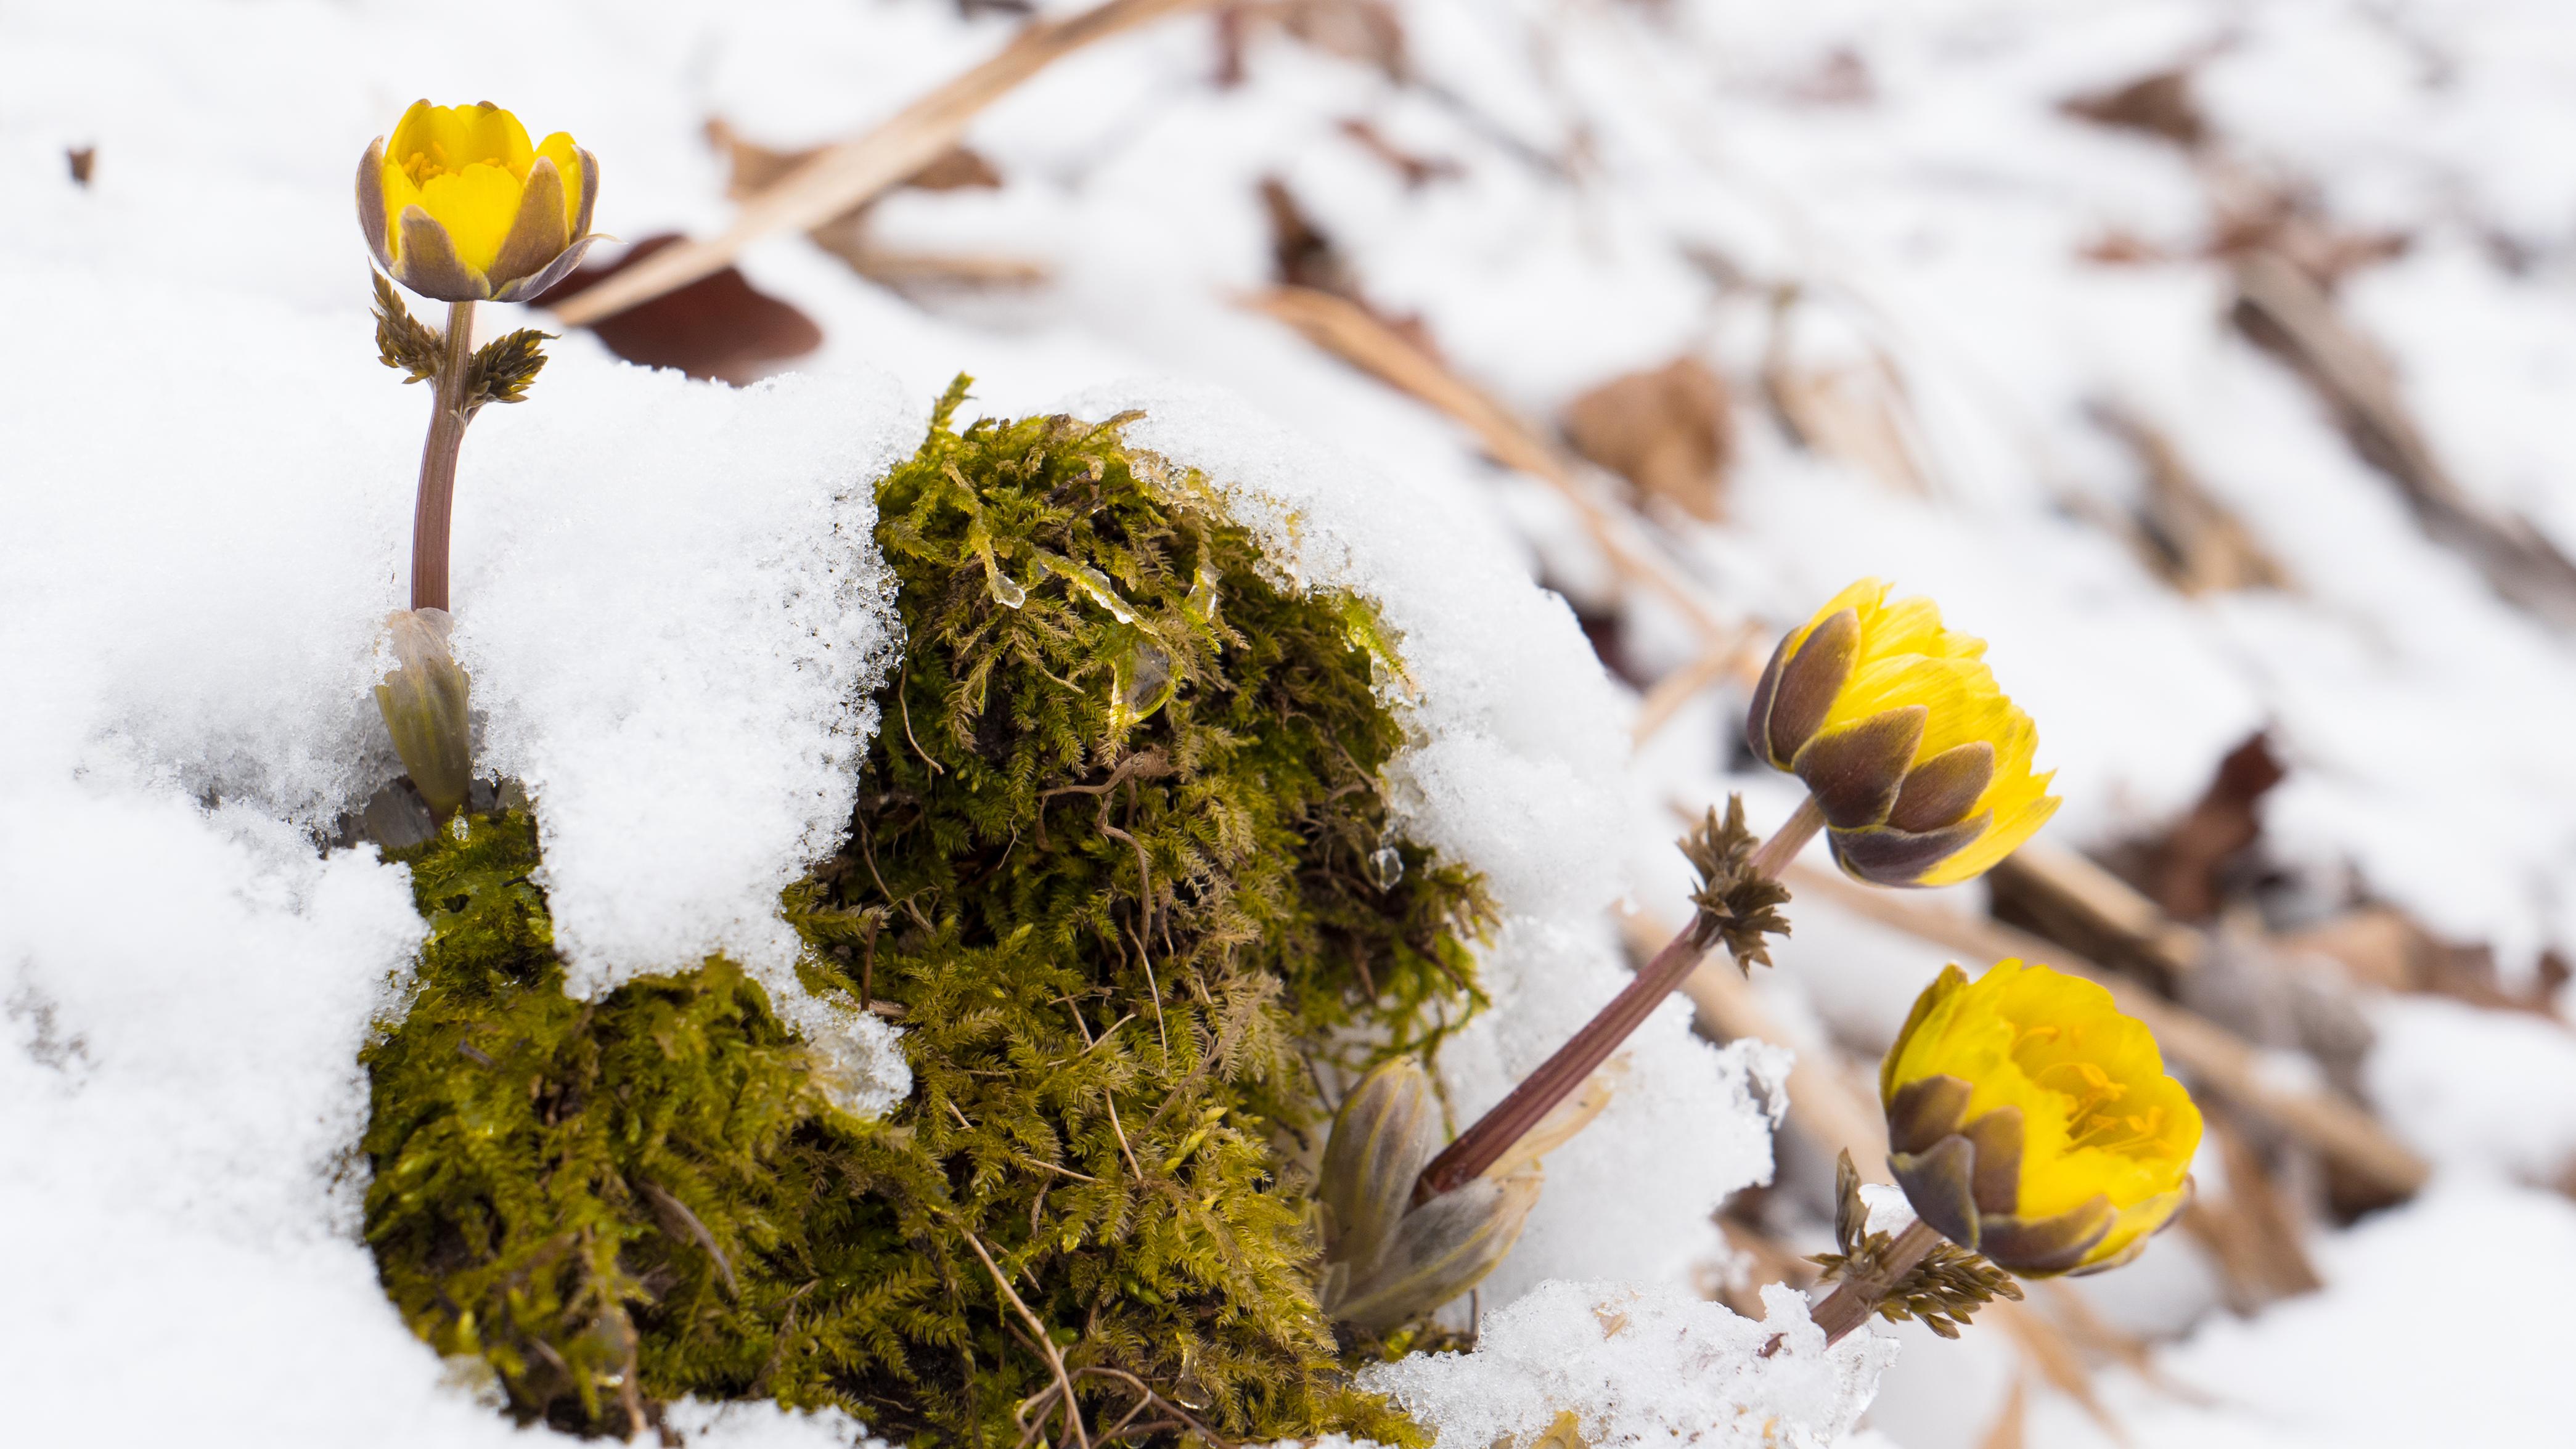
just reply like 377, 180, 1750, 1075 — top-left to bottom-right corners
364, 382, 1492, 1442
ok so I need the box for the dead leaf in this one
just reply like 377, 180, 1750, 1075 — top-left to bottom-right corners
530, 234, 822, 385
2143, 733, 2286, 923
2063, 70, 2206, 148
2090, 403, 2289, 595
1563, 357, 1735, 523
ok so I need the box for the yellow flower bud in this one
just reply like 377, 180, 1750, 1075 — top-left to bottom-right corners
1746, 578, 2059, 886
359, 100, 599, 303
1881, 960, 2201, 1276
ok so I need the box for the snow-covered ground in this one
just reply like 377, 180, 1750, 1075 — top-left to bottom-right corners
8, 1, 2576, 1445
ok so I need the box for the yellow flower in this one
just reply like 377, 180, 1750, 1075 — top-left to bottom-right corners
359, 100, 599, 303
1746, 578, 2059, 886
1881, 960, 2201, 1276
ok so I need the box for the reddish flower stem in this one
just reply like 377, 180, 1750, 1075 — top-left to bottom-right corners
1410, 795, 1827, 1205
410, 300, 477, 613
1809, 1219, 1940, 1346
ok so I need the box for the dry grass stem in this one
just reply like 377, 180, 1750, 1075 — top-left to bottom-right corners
550, 0, 1217, 328
1243, 284, 1740, 646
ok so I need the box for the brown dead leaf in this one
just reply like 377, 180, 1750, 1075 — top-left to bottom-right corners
529, 234, 822, 385
1563, 357, 1735, 523
2090, 404, 2290, 596
2228, 248, 2576, 632
2281, 905, 2564, 1018
1229, 0, 1407, 80
1257, 178, 1441, 357
2144, 733, 2286, 923
2063, 69, 2206, 148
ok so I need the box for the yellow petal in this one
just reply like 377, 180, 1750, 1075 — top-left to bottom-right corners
1881, 960, 2199, 1222
386, 99, 438, 168
415, 162, 525, 276
535, 132, 583, 234
391, 100, 535, 184
377, 152, 423, 260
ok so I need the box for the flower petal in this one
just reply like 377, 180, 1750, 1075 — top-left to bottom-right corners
1796, 705, 1926, 828
391, 205, 489, 301
415, 162, 525, 276
1962, 1106, 2024, 1216
1830, 812, 1989, 887
1977, 1193, 2116, 1276
487, 153, 570, 292
1915, 790, 2061, 888
1890, 741, 1995, 833
1891, 1133, 1980, 1248
356, 137, 394, 272
1881, 963, 1967, 1103
1763, 606, 1860, 765
2069, 1180, 2193, 1275
1886, 1072, 1973, 1154
491, 235, 600, 304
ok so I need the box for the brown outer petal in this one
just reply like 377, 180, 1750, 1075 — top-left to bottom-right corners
2065, 1180, 2194, 1278
1745, 634, 1789, 767
393, 205, 490, 301
486, 155, 569, 293
1762, 608, 1860, 767
492, 235, 601, 304
1961, 1106, 2023, 1216
1886, 1072, 1973, 1155
356, 137, 394, 272
1890, 1134, 1980, 1249
1975, 1194, 2117, 1276
568, 145, 599, 238
1889, 741, 1995, 833
1828, 810, 1991, 887
1795, 705, 1927, 828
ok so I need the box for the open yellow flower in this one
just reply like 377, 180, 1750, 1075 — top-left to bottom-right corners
359, 100, 599, 303
1881, 960, 2201, 1276
1746, 578, 2059, 886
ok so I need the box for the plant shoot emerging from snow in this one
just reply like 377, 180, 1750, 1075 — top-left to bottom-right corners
360, 100, 592, 817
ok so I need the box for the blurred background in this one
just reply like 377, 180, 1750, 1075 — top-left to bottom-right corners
15, 1, 2576, 1444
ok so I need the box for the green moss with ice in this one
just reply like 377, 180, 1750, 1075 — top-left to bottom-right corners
362, 383, 1488, 1440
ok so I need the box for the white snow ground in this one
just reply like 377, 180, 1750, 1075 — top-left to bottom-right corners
6, 0, 2576, 1446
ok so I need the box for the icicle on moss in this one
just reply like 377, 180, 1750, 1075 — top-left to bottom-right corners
362, 380, 1493, 1442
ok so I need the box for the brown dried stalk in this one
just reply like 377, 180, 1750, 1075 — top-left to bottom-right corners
550, 0, 1218, 329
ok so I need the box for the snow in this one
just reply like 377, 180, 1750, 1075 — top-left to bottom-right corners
12, 0, 2576, 1445
1363, 1281, 1899, 1449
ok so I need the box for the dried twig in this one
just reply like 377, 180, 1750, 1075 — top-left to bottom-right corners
550, 0, 1219, 328
2231, 248, 2576, 629
636, 1179, 740, 1299
1630, 622, 1768, 745
962, 1230, 1092, 1449
1243, 284, 1739, 645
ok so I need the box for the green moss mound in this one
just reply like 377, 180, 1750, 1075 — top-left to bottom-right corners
363, 382, 1492, 1443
